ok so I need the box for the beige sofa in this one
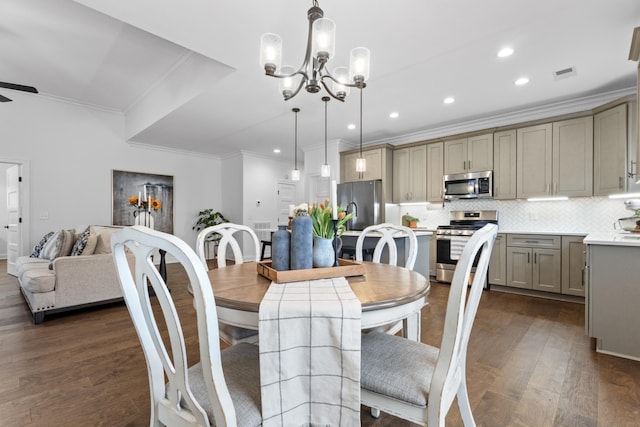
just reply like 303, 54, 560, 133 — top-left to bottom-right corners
17, 225, 126, 324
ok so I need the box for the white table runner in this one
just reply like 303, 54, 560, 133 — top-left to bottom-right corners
259, 277, 362, 427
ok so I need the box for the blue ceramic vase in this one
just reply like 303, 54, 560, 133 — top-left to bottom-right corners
290, 215, 313, 270
271, 225, 290, 271
313, 236, 335, 268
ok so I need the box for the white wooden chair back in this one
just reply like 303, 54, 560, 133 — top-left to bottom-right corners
355, 223, 418, 270
111, 226, 238, 427
428, 223, 497, 425
196, 223, 260, 269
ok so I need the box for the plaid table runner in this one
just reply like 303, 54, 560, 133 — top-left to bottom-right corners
259, 277, 362, 427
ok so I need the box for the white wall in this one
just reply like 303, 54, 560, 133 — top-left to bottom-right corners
1, 93, 222, 253
0, 163, 9, 258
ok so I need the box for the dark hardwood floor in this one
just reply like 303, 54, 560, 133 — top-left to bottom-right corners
1, 259, 639, 426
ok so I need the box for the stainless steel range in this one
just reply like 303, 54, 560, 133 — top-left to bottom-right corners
436, 210, 498, 285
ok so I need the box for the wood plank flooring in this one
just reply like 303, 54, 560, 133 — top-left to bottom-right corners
1, 259, 639, 426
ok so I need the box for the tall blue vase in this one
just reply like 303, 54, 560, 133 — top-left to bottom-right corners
290, 215, 313, 270
271, 225, 290, 271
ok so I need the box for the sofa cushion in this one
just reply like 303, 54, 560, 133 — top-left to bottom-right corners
21, 268, 56, 293
71, 226, 97, 256
94, 227, 120, 254
40, 229, 75, 260
30, 231, 54, 258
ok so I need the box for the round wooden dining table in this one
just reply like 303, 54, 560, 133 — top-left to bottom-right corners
207, 261, 430, 341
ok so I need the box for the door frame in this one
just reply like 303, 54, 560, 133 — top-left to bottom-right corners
1, 158, 30, 262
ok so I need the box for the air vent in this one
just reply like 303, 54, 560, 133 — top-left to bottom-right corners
553, 66, 576, 80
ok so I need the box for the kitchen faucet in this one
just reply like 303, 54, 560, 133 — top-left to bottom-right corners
345, 201, 358, 230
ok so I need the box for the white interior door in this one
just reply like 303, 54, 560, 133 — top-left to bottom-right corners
6, 165, 21, 276
277, 181, 296, 225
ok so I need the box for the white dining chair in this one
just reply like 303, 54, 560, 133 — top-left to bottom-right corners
360, 223, 498, 426
355, 223, 418, 269
196, 223, 261, 345
111, 226, 262, 427
356, 223, 419, 336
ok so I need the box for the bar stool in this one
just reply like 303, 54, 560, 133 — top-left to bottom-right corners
260, 239, 272, 260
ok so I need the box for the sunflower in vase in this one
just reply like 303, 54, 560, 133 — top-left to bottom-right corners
127, 195, 162, 212
308, 199, 355, 240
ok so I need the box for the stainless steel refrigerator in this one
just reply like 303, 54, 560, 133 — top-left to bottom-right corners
337, 179, 383, 231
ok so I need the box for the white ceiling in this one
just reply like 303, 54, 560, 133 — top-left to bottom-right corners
2, 0, 639, 161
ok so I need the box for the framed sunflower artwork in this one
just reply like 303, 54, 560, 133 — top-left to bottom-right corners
111, 170, 174, 234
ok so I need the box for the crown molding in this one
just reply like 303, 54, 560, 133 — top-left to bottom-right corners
366, 88, 636, 147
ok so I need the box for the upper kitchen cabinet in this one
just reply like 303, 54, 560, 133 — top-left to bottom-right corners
516, 117, 593, 198
630, 27, 640, 184
493, 130, 517, 199
427, 142, 444, 203
553, 117, 593, 197
443, 133, 493, 174
393, 144, 427, 203
340, 146, 392, 183
516, 123, 553, 198
594, 104, 627, 196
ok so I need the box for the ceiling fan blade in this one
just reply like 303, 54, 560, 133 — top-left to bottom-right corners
0, 82, 38, 94
0, 94, 12, 102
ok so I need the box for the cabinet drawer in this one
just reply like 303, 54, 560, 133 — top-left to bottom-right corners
507, 234, 561, 249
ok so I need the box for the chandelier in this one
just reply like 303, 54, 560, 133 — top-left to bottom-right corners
260, 0, 370, 102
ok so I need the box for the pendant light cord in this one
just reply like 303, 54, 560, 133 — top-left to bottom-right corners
359, 88, 363, 157
324, 98, 328, 164
293, 107, 300, 170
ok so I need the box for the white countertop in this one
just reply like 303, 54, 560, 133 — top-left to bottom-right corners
498, 230, 588, 236
584, 231, 640, 247
341, 229, 432, 238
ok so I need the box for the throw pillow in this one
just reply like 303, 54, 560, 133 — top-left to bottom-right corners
39, 230, 63, 260
40, 229, 76, 260
71, 225, 96, 256
30, 231, 54, 258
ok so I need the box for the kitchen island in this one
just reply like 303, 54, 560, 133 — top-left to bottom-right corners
340, 229, 431, 279
584, 231, 640, 361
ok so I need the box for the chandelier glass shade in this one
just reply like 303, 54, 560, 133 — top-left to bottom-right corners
260, 0, 370, 102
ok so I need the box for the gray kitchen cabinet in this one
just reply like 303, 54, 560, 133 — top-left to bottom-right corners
593, 104, 627, 196
427, 142, 444, 203
393, 144, 427, 203
506, 234, 561, 293
552, 116, 593, 197
488, 233, 506, 285
493, 129, 517, 199
341, 148, 383, 182
585, 240, 640, 360
516, 124, 553, 198
429, 232, 437, 277
516, 117, 593, 198
561, 235, 586, 297
443, 133, 493, 174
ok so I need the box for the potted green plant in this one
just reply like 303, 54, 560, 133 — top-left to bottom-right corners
192, 209, 229, 258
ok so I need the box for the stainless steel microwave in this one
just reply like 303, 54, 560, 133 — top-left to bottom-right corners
443, 170, 493, 200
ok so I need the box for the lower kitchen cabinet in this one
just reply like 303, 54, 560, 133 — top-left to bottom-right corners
561, 235, 586, 296
505, 234, 561, 294
429, 232, 437, 277
488, 233, 506, 285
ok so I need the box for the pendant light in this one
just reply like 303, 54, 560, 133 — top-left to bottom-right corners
321, 96, 331, 177
355, 87, 366, 172
291, 108, 301, 181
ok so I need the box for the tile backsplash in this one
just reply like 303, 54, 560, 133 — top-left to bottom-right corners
387, 197, 636, 233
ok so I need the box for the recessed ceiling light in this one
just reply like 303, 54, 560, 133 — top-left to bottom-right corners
497, 47, 514, 58
515, 77, 529, 86
389, 112, 399, 118
443, 97, 455, 104
273, 149, 281, 153
347, 124, 356, 130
